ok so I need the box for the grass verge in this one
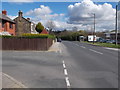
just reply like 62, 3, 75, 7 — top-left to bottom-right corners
82, 41, 120, 49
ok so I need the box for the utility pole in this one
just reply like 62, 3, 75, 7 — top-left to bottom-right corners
88, 13, 96, 44
115, 5, 118, 45
93, 13, 96, 44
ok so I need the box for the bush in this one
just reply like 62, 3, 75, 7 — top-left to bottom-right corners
0, 34, 55, 39
35, 22, 44, 33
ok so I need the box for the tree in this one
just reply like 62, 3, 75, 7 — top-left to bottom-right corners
35, 22, 44, 33
46, 20, 56, 33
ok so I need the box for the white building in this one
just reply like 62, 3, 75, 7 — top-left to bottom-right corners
31, 22, 38, 34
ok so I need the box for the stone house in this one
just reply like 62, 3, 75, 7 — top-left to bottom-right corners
14, 10, 37, 36
0, 10, 16, 36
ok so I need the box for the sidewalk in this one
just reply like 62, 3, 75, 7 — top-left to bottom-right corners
48, 42, 60, 52
1, 72, 27, 88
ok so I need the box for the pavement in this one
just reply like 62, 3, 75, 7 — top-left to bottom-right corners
2, 72, 27, 88
2, 41, 118, 88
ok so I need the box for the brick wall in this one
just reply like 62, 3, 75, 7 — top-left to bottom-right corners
0, 21, 16, 35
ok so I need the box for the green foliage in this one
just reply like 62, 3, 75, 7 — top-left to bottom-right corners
60, 32, 80, 41
35, 22, 44, 33
0, 34, 55, 39
21, 34, 55, 39
0, 35, 14, 38
83, 41, 120, 49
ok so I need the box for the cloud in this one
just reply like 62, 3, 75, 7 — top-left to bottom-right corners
67, 0, 116, 31
26, 5, 52, 16
8, 15, 17, 20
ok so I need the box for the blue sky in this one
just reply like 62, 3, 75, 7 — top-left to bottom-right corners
2, 2, 117, 16
1, 1, 119, 31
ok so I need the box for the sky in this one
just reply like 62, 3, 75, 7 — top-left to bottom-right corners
1, 0, 119, 32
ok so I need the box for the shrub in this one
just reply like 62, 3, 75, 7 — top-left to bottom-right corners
35, 22, 44, 33
21, 33, 55, 39
0, 34, 55, 39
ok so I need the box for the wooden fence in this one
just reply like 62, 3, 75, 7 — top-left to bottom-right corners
2, 38, 53, 50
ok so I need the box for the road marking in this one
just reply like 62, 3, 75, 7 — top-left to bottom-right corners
105, 48, 120, 51
59, 49, 62, 54
63, 60, 65, 64
2, 73, 27, 88
65, 77, 71, 87
89, 49, 103, 55
63, 63, 66, 68
62, 60, 71, 88
64, 69, 68, 76
80, 46, 86, 49
75, 44, 79, 46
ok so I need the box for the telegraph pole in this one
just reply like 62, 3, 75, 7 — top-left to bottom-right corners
115, 5, 118, 45
93, 13, 96, 44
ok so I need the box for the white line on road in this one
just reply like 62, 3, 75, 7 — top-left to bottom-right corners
62, 60, 65, 64
65, 77, 71, 87
59, 49, 62, 54
80, 46, 86, 49
64, 69, 68, 76
105, 48, 120, 51
75, 44, 79, 46
89, 49, 103, 55
63, 63, 66, 69
62, 60, 71, 88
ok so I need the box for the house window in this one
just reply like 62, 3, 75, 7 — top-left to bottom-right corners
2, 21, 5, 28
9, 23, 13, 29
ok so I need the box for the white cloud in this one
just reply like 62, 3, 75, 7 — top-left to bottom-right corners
26, 5, 52, 16
25, 5, 65, 22
67, 0, 116, 31
8, 15, 17, 20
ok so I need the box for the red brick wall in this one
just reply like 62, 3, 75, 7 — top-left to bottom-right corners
0, 21, 16, 36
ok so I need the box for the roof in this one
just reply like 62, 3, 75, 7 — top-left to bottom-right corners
14, 16, 31, 23
0, 14, 15, 23
41, 29, 49, 34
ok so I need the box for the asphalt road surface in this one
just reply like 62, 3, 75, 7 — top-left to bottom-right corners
2, 41, 118, 88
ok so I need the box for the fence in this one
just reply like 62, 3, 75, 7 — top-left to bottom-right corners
2, 38, 53, 50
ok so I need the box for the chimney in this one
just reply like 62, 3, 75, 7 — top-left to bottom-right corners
2, 10, 7, 15
18, 10, 23, 17
27, 18, 30, 21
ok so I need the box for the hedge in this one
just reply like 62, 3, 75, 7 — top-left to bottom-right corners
0, 34, 55, 39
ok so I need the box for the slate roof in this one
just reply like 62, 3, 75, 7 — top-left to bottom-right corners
14, 16, 31, 23
0, 14, 15, 23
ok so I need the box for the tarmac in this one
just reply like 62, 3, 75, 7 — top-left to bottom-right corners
1, 42, 60, 89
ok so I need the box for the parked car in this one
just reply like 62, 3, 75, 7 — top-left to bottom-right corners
57, 38, 62, 42
106, 40, 116, 44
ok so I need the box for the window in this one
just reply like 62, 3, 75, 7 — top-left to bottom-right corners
9, 23, 13, 29
2, 21, 5, 28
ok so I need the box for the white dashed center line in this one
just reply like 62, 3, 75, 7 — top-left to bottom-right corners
65, 77, 71, 87
89, 49, 103, 55
62, 60, 71, 88
80, 46, 86, 49
59, 47, 71, 88
64, 69, 68, 76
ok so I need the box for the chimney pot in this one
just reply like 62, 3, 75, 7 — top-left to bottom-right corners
2, 10, 7, 15
18, 10, 23, 17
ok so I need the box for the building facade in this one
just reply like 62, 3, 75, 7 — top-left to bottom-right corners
0, 10, 16, 35
31, 22, 38, 34
14, 11, 31, 36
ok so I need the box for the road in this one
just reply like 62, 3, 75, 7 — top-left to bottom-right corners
2, 41, 118, 88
